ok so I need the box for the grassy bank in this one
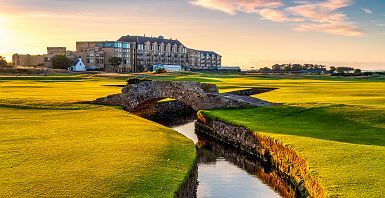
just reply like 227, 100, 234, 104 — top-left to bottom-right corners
202, 106, 385, 197
0, 76, 196, 197
145, 72, 385, 197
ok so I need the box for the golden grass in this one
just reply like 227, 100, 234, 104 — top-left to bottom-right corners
0, 76, 196, 197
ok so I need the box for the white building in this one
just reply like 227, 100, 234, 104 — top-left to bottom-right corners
152, 64, 182, 72
68, 58, 87, 72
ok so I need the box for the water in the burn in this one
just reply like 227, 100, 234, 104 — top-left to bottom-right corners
172, 121, 281, 198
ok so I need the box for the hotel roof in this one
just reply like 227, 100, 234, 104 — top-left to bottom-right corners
118, 35, 183, 46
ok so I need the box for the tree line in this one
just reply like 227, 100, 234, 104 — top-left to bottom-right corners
258, 64, 361, 74
0, 56, 10, 67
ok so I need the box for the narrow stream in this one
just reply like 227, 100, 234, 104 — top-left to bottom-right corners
172, 121, 282, 198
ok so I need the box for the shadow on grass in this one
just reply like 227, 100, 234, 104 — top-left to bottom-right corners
0, 100, 100, 111
0, 76, 84, 81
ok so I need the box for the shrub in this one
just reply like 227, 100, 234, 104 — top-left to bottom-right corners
137, 65, 145, 73
126, 77, 152, 85
108, 57, 122, 72
155, 68, 167, 74
51, 55, 72, 69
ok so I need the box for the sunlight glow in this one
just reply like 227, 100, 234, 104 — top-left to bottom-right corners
0, 15, 13, 61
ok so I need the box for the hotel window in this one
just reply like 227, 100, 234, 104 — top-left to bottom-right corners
104, 43, 113, 48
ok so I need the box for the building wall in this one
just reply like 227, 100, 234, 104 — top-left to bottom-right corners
12, 54, 46, 66
187, 49, 201, 68
47, 47, 66, 56
186, 49, 221, 70
13, 47, 75, 67
199, 51, 222, 69
135, 42, 187, 71
75, 41, 134, 72
118, 36, 190, 72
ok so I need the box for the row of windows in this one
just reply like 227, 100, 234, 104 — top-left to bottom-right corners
96, 42, 132, 49
87, 53, 104, 57
86, 58, 104, 64
137, 44, 187, 53
114, 49, 131, 53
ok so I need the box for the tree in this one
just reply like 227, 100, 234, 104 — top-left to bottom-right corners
108, 57, 123, 72
259, 67, 271, 73
137, 65, 145, 73
51, 55, 72, 69
329, 66, 336, 73
0, 56, 7, 67
155, 67, 167, 74
354, 69, 362, 74
336, 67, 354, 74
272, 64, 283, 72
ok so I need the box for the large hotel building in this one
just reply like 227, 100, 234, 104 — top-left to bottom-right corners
12, 35, 222, 72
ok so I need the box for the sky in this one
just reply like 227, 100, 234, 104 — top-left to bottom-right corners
1, 0, 385, 70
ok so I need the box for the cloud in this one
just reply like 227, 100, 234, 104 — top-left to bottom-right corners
362, 8, 373, 14
192, 0, 362, 37
258, 9, 290, 22
190, 0, 283, 15
287, 0, 362, 36
294, 23, 363, 36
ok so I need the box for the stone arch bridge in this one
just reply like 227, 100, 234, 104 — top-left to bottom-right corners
94, 80, 273, 112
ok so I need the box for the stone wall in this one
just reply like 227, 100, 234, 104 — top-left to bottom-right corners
175, 161, 198, 198
195, 115, 325, 198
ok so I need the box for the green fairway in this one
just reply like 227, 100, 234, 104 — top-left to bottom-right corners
146, 72, 385, 197
0, 76, 196, 197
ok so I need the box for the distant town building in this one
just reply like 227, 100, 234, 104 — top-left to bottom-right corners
12, 47, 76, 67
152, 64, 182, 72
12, 35, 222, 73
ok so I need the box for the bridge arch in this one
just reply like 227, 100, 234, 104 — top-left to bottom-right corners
95, 80, 272, 112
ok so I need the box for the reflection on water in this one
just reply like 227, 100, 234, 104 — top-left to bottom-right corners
198, 159, 279, 198
173, 122, 198, 144
171, 120, 281, 198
